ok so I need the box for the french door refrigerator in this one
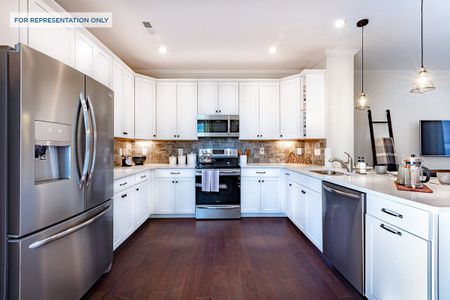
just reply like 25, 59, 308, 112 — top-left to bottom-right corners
1, 44, 114, 300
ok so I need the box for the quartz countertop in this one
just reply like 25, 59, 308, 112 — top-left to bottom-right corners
114, 163, 450, 211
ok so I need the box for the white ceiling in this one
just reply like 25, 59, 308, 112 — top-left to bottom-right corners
55, 0, 450, 78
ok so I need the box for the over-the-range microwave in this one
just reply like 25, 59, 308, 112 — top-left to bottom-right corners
197, 115, 239, 137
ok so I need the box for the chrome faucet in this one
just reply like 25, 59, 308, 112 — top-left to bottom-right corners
329, 152, 355, 173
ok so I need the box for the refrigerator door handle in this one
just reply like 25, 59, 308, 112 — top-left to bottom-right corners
79, 92, 91, 190
28, 205, 111, 250
86, 95, 97, 187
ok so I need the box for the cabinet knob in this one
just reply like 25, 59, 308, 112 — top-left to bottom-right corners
153, 134, 156, 137
219, 110, 221, 113
301, 190, 306, 194
123, 132, 128, 135
280, 134, 283, 137
261, 180, 265, 183
177, 135, 180, 138
136, 188, 139, 191
289, 183, 292, 186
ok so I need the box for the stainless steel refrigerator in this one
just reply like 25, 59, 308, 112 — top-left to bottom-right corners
1, 44, 114, 300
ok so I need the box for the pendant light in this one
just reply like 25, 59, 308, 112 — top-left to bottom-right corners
355, 19, 370, 110
411, 0, 435, 93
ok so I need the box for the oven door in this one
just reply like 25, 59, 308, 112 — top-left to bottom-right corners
195, 169, 240, 205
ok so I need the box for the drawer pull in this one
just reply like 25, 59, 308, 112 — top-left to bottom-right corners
381, 208, 403, 219
119, 182, 127, 187
380, 223, 402, 236
285, 173, 290, 176
141, 175, 146, 178
301, 190, 306, 194
256, 171, 266, 174
170, 172, 181, 175
121, 193, 127, 198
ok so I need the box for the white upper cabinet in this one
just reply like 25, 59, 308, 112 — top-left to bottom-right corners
239, 82, 260, 140
75, 32, 94, 76
27, 0, 74, 66
113, 60, 134, 138
135, 75, 156, 140
259, 82, 280, 139
301, 70, 326, 139
239, 81, 279, 140
92, 47, 112, 87
177, 82, 198, 139
156, 82, 178, 140
280, 76, 301, 139
198, 81, 239, 115
218, 82, 239, 115
156, 82, 197, 140
198, 82, 219, 115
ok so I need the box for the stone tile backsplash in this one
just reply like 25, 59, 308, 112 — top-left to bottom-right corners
114, 138, 326, 166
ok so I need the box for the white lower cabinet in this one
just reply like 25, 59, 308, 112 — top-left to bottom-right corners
365, 214, 430, 300
305, 188, 322, 250
292, 184, 306, 231
134, 181, 149, 228
113, 172, 152, 250
154, 176, 195, 214
113, 187, 135, 250
241, 177, 281, 213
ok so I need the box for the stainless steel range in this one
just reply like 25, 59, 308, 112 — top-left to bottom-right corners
195, 149, 241, 219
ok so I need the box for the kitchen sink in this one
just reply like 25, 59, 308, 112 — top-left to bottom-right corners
310, 170, 345, 176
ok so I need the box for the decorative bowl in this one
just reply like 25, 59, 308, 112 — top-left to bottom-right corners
437, 172, 450, 185
132, 156, 146, 166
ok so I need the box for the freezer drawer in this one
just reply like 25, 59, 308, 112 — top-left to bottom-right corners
8, 201, 112, 300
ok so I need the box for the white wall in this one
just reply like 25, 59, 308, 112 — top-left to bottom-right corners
326, 49, 358, 161
354, 70, 450, 169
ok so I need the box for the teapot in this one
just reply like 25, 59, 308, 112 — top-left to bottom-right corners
397, 154, 431, 188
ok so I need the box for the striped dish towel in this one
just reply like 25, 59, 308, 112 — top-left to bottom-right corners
375, 137, 397, 165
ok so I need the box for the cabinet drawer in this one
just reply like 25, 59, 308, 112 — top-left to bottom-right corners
155, 169, 195, 178
135, 171, 150, 184
367, 194, 431, 240
284, 170, 322, 193
114, 175, 136, 193
242, 168, 280, 177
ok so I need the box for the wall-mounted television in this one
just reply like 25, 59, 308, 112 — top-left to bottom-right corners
420, 120, 450, 156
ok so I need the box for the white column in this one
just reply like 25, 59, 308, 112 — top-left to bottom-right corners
325, 49, 359, 160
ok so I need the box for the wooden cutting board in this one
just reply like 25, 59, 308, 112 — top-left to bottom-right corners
394, 182, 433, 193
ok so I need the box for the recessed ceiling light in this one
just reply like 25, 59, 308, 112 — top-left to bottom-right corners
334, 19, 347, 28
158, 45, 167, 54
268, 46, 277, 54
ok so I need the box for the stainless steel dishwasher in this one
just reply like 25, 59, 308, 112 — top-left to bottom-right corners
322, 182, 366, 295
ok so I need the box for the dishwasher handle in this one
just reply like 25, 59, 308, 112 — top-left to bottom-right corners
323, 184, 361, 199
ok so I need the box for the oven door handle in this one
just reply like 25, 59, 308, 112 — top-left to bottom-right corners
197, 205, 240, 209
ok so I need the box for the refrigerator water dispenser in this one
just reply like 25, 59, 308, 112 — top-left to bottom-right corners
34, 121, 71, 184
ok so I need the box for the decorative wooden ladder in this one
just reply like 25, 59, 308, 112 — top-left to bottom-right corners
368, 109, 397, 171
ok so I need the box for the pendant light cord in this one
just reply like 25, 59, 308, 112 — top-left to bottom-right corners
421, 0, 424, 68
361, 26, 364, 92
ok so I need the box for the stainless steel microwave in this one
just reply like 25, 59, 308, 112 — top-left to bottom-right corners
197, 115, 239, 137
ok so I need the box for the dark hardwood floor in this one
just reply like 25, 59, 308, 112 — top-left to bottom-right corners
83, 218, 363, 300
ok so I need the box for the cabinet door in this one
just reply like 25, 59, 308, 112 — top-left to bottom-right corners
239, 82, 260, 139
154, 178, 176, 213
175, 178, 195, 214
280, 77, 301, 139
122, 70, 135, 138
218, 82, 239, 115
198, 82, 218, 115
93, 46, 112, 88
293, 183, 306, 231
75, 31, 94, 76
156, 82, 178, 140
177, 82, 198, 140
260, 178, 281, 213
134, 181, 149, 227
113, 187, 135, 250
28, 0, 73, 66
304, 73, 326, 139
135, 76, 156, 139
305, 188, 323, 251
259, 82, 280, 140
365, 215, 430, 300
112, 61, 124, 137
285, 180, 295, 219
241, 178, 261, 213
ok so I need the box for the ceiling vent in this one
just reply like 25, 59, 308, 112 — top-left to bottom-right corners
142, 21, 152, 29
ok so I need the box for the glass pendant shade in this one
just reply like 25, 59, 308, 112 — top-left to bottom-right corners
411, 67, 435, 94
355, 92, 370, 110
